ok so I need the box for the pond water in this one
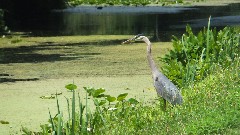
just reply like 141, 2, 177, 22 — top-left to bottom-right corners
47, 3, 240, 41
5, 3, 240, 41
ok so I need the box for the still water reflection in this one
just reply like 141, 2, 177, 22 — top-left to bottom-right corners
49, 3, 240, 41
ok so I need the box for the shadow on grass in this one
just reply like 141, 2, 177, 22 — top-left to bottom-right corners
0, 74, 39, 83
0, 40, 119, 63
0, 77, 39, 83
0, 38, 125, 64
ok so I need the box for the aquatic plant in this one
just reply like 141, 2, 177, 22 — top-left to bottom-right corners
22, 83, 139, 134
160, 17, 240, 87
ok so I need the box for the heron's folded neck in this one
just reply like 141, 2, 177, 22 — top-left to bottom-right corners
143, 37, 158, 74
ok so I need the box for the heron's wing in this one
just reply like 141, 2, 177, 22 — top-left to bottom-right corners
153, 73, 183, 105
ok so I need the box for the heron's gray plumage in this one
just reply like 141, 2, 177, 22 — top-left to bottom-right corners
123, 34, 183, 106
153, 71, 183, 105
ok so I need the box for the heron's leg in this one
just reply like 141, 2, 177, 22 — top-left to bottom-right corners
163, 98, 167, 111
160, 98, 167, 111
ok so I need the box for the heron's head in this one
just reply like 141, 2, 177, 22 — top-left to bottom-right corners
122, 34, 146, 44
132, 34, 145, 41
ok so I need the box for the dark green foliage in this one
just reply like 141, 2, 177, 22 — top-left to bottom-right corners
160, 22, 239, 87
1, 0, 67, 32
0, 9, 8, 34
0, 9, 4, 32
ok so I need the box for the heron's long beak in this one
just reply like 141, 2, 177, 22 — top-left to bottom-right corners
121, 37, 136, 44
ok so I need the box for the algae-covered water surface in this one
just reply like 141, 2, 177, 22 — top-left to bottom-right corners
0, 35, 172, 134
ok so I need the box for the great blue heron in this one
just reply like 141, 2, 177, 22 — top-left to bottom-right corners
122, 34, 183, 108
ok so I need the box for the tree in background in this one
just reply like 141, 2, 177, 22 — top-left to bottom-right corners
0, 0, 67, 30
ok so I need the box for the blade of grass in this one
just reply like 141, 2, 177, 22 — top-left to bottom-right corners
206, 16, 211, 62
85, 91, 88, 133
48, 108, 56, 134
57, 112, 63, 135
78, 93, 85, 132
64, 96, 71, 121
56, 93, 60, 114
71, 90, 75, 135
64, 96, 71, 134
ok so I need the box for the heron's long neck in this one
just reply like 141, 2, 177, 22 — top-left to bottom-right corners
143, 37, 158, 74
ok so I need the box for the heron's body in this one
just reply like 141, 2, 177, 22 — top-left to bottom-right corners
123, 35, 183, 107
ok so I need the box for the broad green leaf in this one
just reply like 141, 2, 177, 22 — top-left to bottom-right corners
65, 84, 77, 91
99, 100, 107, 106
93, 88, 105, 97
128, 98, 139, 105
117, 93, 128, 101
106, 95, 116, 102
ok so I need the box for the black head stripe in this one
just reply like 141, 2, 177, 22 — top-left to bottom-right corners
137, 34, 144, 37
134, 34, 144, 39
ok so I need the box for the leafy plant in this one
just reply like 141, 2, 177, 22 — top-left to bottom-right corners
22, 84, 139, 134
160, 17, 240, 87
